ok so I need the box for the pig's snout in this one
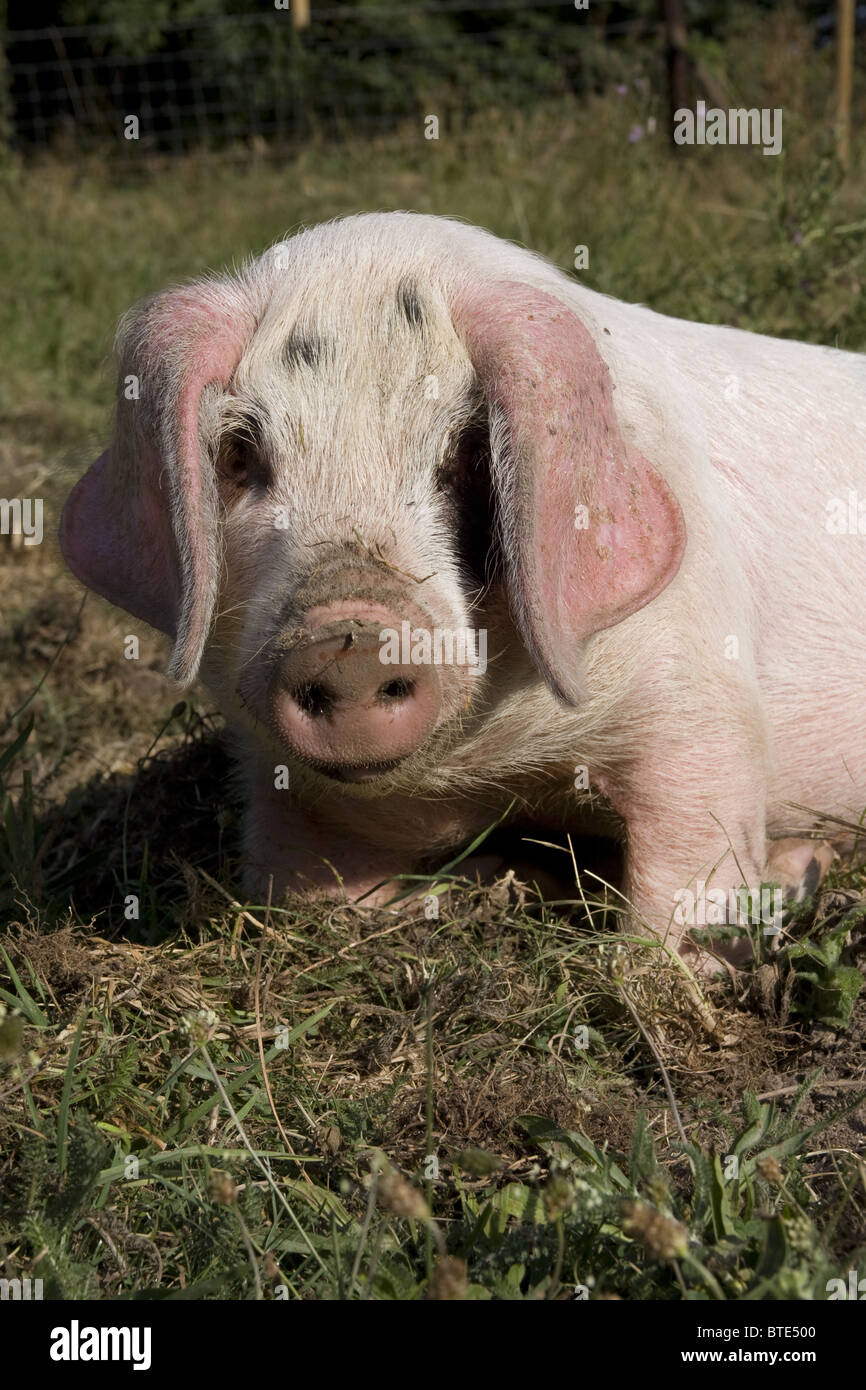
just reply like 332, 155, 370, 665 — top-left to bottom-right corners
268, 618, 441, 781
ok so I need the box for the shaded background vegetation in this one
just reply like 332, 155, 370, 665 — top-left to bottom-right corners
1, 1, 863, 152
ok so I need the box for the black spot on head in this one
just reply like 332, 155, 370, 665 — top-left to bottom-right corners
283, 330, 323, 370
396, 279, 425, 330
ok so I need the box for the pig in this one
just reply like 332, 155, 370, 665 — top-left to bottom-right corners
59, 212, 866, 970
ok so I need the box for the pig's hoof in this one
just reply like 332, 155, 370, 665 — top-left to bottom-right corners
680, 839, 836, 979
765, 837, 836, 905
691, 941, 747, 976
676, 937, 740, 981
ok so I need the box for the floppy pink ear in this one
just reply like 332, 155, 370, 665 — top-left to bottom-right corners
456, 282, 686, 703
59, 282, 257, 685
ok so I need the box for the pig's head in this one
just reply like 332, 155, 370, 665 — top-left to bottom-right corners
60, 216, 685, 791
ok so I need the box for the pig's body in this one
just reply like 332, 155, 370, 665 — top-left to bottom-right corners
666, 320, 866, 820
60, 213, 866, 955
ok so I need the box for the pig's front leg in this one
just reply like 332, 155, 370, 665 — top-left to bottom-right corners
240, 775, 414, 905
603, 733, 769, 969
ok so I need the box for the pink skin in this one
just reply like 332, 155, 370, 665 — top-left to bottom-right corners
602, 738, 767, 967
241, 288, 692, 929
302, 601, 400, 628
58, 286, 257, 686
58, 221, 847, 977
240, 759, 490, 904
242, 754, 830, 959
455, 283, 686, 702
243, 707, 777, 961
243, 785, 409, 904
266, 599, 446, 777
59, 448, 180, 637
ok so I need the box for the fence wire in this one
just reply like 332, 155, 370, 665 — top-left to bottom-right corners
0, 3, 663, 156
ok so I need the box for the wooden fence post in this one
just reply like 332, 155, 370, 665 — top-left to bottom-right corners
836, 0, 855, 171
662, 0, 690, 145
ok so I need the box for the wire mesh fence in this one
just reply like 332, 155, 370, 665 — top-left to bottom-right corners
0, 2, 663, 158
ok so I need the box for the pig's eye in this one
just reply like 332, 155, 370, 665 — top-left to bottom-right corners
437, 421, 482, 489
437, 419, 496, 592
216, 436, 270, 497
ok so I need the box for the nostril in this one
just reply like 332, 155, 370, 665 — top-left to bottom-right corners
378, 678, 414, 702
292, 681, 334, 717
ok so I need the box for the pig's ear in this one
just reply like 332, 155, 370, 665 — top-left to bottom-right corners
59, 281, 257, 686
456, 282, 686, 704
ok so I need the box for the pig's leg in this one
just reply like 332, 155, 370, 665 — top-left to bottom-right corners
602, 733, 770, 966
614, 730, 836, 970
625, 814, 835, 974
241, 779, 414, 905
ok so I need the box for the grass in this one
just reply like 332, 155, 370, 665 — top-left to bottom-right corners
1, 810, 864, 1299
1, 8, 865, 1300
